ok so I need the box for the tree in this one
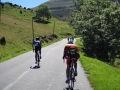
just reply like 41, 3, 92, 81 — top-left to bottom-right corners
70, 0, 120, 63
35, 4, 52, 21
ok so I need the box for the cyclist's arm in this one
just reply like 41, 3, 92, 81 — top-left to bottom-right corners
32, 41, 35, 50
76, 46, 80, 58
63, 45, 69, 57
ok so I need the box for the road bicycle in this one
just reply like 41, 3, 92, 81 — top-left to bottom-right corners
63, 58, 76, 90
68, 58, 76, 90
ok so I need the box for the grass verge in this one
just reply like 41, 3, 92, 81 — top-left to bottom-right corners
76, 39, 120, 90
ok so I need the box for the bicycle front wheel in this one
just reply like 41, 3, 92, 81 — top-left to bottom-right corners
70, 68, 74, 89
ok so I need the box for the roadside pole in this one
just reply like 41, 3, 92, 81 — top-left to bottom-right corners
32, 17, 34, 42
0, 0, 1, 24
53, 21, 55, 35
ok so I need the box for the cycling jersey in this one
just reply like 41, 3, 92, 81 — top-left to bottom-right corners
63, 44, 80, 66
64, 44, 78, 56
33, 40, 41, 53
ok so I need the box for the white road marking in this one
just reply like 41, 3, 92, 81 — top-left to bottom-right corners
3, 83, 14, 90
41, 44, 62, 61
3, 70, 30, 90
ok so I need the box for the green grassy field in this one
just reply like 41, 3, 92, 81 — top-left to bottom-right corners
0, 3, 74, 62
76, 39, 120, 90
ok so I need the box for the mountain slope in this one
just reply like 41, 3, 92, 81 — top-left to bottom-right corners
32, 0, 75, 21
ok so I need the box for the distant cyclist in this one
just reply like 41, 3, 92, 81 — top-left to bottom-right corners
32, 37, 42, 64
68, 37, 73, 44
63, 42, 80, 83
72, 36, 74, 42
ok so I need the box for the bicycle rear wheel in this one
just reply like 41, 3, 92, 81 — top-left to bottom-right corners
37, 51, 40, 67
70, 68, 74, 89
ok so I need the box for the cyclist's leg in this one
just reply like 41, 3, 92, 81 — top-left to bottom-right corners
66, 65, 70, 79
39, 47, 41, 55
73, 57, 78, 76
39, 48, 41, 59
66, 57, 71, 83
35, 49, 37, 64
73, 61, 77, 74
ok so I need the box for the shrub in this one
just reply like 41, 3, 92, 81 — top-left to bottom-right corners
0, 37, 6, 45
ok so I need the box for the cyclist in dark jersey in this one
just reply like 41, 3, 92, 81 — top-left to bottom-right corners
32, 37, 42, 64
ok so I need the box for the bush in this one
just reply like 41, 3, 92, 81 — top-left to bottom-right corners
20, 10, 22, 14
114, 59, 120, 68
0, 37, 6, 45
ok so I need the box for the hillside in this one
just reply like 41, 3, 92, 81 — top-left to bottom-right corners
33, 0, 76, 21
0, 3, 74, 62
44, 0, 76, 21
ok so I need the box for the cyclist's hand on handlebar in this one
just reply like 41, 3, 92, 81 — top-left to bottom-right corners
62, 56, 65, 59
33, 49, 35, 52
62, 56, 65, 63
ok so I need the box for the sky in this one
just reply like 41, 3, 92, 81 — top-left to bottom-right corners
1, 0, 49, 8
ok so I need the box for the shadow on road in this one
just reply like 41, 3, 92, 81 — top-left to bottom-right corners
63, 87, 80, 90
30, 65, 41, 69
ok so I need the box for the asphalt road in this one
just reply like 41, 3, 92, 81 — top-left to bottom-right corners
0, 39, 93, 90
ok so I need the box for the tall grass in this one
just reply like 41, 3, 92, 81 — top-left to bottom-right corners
76, 39, 120, 90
